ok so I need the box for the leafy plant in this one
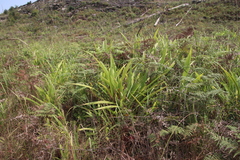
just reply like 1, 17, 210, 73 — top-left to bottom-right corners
3, 9, 8, 14
207, 125, 240, 158
158, 123, 206, 159
7, 7, 21, 23
0, 1, 240, 159
221, 67, 240, 105
88, 54, 168, 114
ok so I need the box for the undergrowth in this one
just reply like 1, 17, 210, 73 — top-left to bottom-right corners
0, 0, 239, 159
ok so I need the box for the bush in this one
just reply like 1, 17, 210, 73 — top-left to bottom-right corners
68, 6, 75, 12
7, 7, 21, 23
27, 1, 32, 5
3, 10, 8, 14
31, 9, 39, 17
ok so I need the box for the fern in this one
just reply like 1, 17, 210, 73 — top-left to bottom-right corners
208, 125, 240, 158
159, 123, 202, 159
160, 123, 200, 138
226, 125, 240, 157
204, 154, 221, 160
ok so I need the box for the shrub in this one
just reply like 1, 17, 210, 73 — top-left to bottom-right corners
7, 9, 21, 23
67, 6, 75, 12
3, 9, 8, 14
27, 1, 32, 5
31, 9, 39, 17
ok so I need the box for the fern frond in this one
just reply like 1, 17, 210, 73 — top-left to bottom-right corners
204, 153, 221, 160
208, 127, 239, 156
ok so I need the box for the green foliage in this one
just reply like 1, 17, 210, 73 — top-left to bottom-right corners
31, 60, 73, 106
89, 54, 167, 114
0, 100, 7, 122
68, 6, 75, 12
0, 0, 240, 159
7, 7, 21, 23
156, 123, 207, 159
221, 67, 240, 104
219, 67, 240, 120
208, 125, 240, 158
3, 9, 8, 14
31, 9, 39, 17
181, 47, 193, 84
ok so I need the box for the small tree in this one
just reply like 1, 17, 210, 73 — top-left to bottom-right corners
3, 9, 8, 14
27, 1, 32, 5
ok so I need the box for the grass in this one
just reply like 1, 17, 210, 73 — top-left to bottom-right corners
0, 0, 240, 159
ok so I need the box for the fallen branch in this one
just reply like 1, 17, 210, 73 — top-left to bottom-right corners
175, 6, 192, 26
168, 3, 189, 11
124, 3, 190, 26
154, 16, 161, 26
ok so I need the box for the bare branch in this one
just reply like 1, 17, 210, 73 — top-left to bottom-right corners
176, 6, 192, 26
124, 3, 190, 26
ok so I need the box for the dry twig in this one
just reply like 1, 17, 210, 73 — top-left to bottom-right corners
176, 6, 192, 26
124, 3, 190, 26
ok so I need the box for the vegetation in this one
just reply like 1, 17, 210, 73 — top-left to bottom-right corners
0, 0, 239, 159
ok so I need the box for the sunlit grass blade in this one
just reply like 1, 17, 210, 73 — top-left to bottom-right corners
83, 101, 115, 106
94, 105, 119, 110
221, 66, 240, 103
71, 83, 94, 90
79, 128, 95, 131
182, 47, 193, 77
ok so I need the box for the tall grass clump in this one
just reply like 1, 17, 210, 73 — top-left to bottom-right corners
24, 56, 94, 159
73, 52, 171, 122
